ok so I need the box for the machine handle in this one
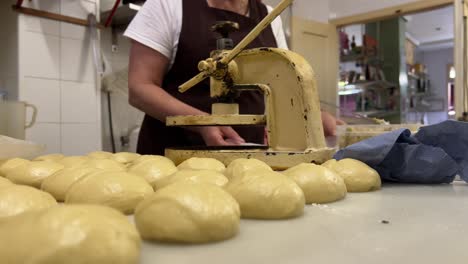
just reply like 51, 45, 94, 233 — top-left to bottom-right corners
178, 0, 294, 93
179, 72, 210, 93
220, 0, 293, 65
24, 103, 37, 129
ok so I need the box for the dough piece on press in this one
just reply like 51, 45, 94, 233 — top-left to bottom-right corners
41, 166, 99, 201
82, 159, 126, 171
282, 163, 346, 204
157, 169, 229, 189
128, 156, 177, 188
323, 159, 381, 192
87, 151, 114, 159
177, 157, 225, 173
0, 158, 29, 177
0, 205, 141, 264
225, 158, 272, 179
33, 154, 64, 162
58, 156, 90, 168
65, 171, 153, 214
6, 161, 64, 188
112, 152, 141, 164
225, 170, 305, 219
135, 182, 240, 243
0, 185, 57, 218
0, 177, 13, 189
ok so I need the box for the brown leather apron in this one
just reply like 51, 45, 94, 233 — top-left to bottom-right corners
137, 0, 278, 155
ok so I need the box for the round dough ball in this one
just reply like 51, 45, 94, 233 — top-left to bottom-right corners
282, 163, 347, 204
225, 170, 305, 219
130, 155, 164, 165
41, 166, 100, 201
82, 159, 126, 171
157, 169, 229, 189
33, 153, 64, 162
128, 156, 177, 188
0, 177, 13, 189
87, 151, 113, 159
0, 158, 29, 177
322, 159, 338, 170
0, 205, 140, 264
6, 161, 64, 188
112, 152, 141, 164
225, 158, 272, 179
135, 182, 240, 243
324, 159, 381, 192
58, 156, 90, 168
0, 185, 57, 218
177, 157, 225, 173
65, 171, 153, 214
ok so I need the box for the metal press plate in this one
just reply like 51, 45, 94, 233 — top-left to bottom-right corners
166, 115, 266, 126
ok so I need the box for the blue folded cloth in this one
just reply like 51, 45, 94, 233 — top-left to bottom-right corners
334, 120, 468, 184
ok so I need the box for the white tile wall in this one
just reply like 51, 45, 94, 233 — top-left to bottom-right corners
60, 0, 96, 40
21, 0, 60, 12
61, 123, 100, 155
26, 123, 61, 154
21, 77, 60, 123
15, 0, 102, 154
20, 31, 60, 79
19, 15, 60, 36
61, 81, 97, 123
19, 0, 61, 36
60, 37, 95, 82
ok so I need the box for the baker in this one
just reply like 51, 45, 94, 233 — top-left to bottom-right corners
125, 0, 343, 156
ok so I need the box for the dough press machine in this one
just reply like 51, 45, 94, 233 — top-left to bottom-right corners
165, 0, 334, 170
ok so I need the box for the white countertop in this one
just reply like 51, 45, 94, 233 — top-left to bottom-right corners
138, 182, 468, 264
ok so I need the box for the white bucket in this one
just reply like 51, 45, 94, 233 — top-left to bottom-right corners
0, 101, 37, 140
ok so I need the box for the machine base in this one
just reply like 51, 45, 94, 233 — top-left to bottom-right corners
165, 147, 335, 170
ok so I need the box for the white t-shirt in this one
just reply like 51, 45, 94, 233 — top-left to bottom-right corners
124, 0, 288, 70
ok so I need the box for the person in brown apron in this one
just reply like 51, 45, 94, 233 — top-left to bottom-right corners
127, 0, 341, 156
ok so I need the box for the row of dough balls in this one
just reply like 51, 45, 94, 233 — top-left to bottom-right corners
135, 157, 381, 243
0, 152, 381, 246
0, 152, 181, 216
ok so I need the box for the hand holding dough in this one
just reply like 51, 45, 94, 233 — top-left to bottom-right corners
226, 170, 305, 219
41, 166, 100, 201
225, 158, 272, 179
128, 156, 177, 188
135, 182, 240, 243
0, 185, 57, 218
6, 161, 64, 188
157, 169, 229, 189
323, 159, 381, 192
65, 171, 153, 214
282, 163, 346, 204
0, 205, 141, 264
177, 157, 225, 173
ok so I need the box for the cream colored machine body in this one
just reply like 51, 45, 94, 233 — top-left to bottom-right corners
165, 0, 334, 170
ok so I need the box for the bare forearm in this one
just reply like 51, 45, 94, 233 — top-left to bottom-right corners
129, 83, 206, 122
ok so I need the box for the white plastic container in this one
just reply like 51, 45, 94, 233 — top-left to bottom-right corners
0, 101, 37, 140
